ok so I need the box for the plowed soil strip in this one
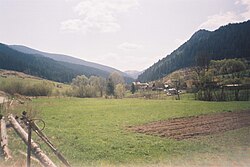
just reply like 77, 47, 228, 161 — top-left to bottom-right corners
128, 110, 250, 140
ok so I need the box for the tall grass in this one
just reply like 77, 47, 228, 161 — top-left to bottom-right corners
0, 80, 52, 96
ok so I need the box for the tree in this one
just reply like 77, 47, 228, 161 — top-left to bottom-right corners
171, 73, 183, 100
193, 52, 213, 101
89, 76, 100, 97
219, 59, 246, 75
106, 78, 114, 96
71, 75, 89, 97
89, 76, 99, 87
131, 83, 136, 94
115, 84, 126, 99
72, 75, 88, 87
89, 76, 107, 97
109, 72, 124, 85
99, 77, 107, 97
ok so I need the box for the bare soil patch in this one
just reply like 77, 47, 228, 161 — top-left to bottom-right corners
129, 110, 250, 140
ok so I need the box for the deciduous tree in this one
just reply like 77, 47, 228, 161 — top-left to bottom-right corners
115, 84, 126, 98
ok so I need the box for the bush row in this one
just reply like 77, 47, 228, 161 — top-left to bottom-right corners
0, 80, 52, 96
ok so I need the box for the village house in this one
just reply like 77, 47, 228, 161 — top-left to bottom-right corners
133, 82, 149, 90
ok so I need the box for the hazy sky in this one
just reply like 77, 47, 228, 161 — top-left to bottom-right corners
0, 0, 249, 71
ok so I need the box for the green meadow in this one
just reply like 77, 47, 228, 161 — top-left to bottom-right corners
7, 97, 250, 166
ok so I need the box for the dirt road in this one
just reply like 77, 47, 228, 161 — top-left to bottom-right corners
129, 110, 250, 140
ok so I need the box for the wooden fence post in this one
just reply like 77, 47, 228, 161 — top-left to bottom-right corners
1, 117, 12, 160
8, 114, 57, 167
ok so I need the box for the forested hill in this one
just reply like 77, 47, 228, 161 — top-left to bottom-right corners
9, 44, 130, 78
0, 43, 112, 83
138, 20, 250, 82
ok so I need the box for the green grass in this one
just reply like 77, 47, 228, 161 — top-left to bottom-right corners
7, 98, 250, 166
8, 97, 250, 166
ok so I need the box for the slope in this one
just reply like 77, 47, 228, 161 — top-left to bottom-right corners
9, 45, 129, 77
138, 20, 250, 82
0, 43, 110, 83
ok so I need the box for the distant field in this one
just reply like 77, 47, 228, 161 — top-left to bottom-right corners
7, 97, 250, 166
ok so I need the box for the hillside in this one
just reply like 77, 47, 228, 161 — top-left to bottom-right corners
9, 45, 130, 78
0, 43, 111, 83
0, 69, 71, 96
138, 20, 250, 82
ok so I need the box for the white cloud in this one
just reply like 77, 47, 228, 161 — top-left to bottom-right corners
199, 0, 250, 31
118, 42, 143, 50
235, 0, 241, 5
199, 12, 241, 30
61, 0, 139, 33
60, 19, 83, 32
240, 0, 250, 18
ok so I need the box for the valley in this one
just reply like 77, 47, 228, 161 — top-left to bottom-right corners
4, 97, 250, 166
0, 10, 249, 167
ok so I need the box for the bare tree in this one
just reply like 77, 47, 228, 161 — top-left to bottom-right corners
109, 72, 124, 85
71, 75, 89, 97
115, 84, 126, 99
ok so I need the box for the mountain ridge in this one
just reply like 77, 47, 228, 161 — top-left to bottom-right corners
138, 20, 250, 82
9, 45, 129, 77
0, 43, 134, 83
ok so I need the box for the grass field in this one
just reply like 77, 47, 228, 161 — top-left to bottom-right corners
6, 96, 250, 166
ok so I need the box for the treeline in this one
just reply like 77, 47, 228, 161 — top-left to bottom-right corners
138, 20, 250, 82
0, 72, 129, 98
67, 72, 126, 98
0, 71, 128, 98
149, 58, 250, 101
173, 57, 250, 101
194, 58, 250, 101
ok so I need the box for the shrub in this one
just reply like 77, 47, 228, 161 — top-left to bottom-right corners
0, 80, 25, 95
0, 80, 52, 96
25, 82, 52, 96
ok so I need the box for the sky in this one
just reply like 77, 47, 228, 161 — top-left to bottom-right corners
0, 0, 249, 71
